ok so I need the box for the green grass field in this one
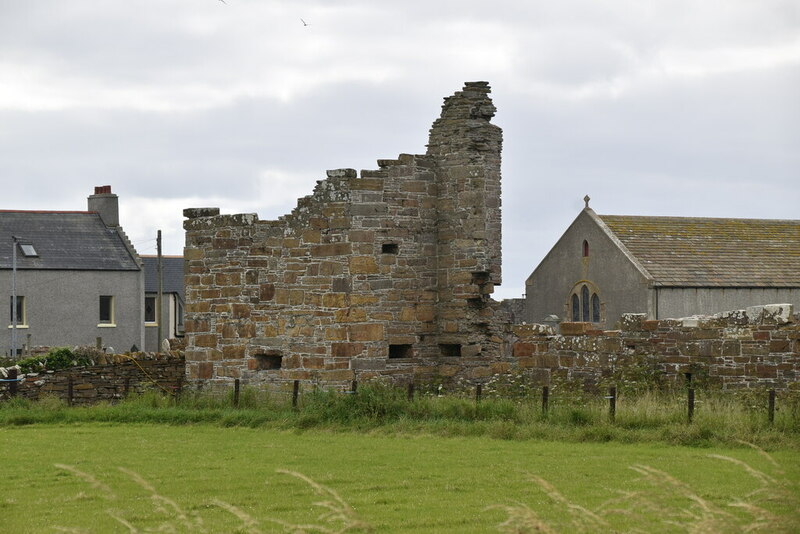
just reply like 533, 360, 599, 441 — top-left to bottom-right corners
2, 424, 798, 533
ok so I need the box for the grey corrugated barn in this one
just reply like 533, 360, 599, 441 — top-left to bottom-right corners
525, 201, 800, 328
0, 187, 144, 355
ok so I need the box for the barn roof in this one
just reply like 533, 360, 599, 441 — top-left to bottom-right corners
142, 256, 185, 299
598, 215, 800, 287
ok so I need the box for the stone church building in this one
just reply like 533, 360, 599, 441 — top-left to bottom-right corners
525, 201, 800, 328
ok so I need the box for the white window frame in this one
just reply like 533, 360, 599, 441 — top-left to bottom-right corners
8, 295, 28, 328
98, 295, 116, 327
144, 295, 158, 325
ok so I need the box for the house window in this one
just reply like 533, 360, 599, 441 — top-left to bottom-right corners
582, 240, 589, 257
9, 296, 26, 326
144, 296, 157, 324
99, 295, 115, 326
175, 299, 185, 334
19, 243, 38, 257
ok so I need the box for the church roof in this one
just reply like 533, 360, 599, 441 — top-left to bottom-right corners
0, 211, 140, 271
598, 215, 800, 287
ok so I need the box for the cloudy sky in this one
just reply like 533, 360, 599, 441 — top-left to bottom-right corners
1, 0, 798, 299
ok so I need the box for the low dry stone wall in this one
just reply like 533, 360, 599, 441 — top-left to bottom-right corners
6, 352, 185, 404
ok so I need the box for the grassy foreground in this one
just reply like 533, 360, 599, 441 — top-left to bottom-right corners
1, 424, 798, 533
1, 385, 798, 449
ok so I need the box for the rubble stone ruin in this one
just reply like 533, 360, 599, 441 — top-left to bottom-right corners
183, 82, 508, 386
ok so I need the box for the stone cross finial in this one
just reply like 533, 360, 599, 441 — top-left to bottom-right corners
584, 195, 590, 209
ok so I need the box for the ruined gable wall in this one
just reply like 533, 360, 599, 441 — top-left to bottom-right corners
183, 82, 508, 387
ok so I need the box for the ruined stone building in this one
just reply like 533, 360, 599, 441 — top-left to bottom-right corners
183, 82, 508, 385
183, 83, 800, 391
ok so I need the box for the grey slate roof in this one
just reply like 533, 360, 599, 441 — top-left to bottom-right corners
598, 215, 800, 287
0, 211, 140, 271
142, 256, 185, 299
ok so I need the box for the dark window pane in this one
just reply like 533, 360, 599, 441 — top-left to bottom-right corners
99, 296, 113, 323
581, 286, 590, 322
571, 294, 580, 321
144, 296, 156, 322
10, 296, 24, 323
592, 293, 601, 322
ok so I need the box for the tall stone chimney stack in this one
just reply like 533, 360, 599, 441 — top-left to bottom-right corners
88, 185, 119, 227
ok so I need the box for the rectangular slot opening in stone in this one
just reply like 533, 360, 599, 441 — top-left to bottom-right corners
467, 297, 485, 308
254, 353, 282, 370
471, 271, 490, 285
388, 344, 413, 359
439, 344, 461, 357
381, 243, 399, 254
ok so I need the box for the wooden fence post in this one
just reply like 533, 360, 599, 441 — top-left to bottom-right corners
233, 378, 240, 407
541, 386, 549, 415
687, 388, 695, 424
351, 380, 358, 394
475, 384, 482, 403
608, 386, 616, 422
292, 380, 300, 408
8, 368, 18, 397
407, 382, 415, 402
67, 376, 74, 407
768, 389, 776, 425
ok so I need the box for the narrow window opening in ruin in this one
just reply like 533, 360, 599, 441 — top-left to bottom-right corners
254, 353, 282, 370
583, 240, 589, 257
382, 243, 399, 254
439, 344, 461, 357
389, 344, 413, 359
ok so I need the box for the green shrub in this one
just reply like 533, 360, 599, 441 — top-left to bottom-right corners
15, 347, 94, 374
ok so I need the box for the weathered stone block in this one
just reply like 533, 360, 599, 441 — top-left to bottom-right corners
350, 256, 379, 274
348, 323, 385, 341
311, 243, 353, 257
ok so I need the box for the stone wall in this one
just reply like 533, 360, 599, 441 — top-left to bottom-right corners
507, 304, 799, 390
183, 82, 508, 387
5, 353, 185, 404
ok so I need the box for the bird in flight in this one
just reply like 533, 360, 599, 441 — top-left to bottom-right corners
300, 18, 309, 26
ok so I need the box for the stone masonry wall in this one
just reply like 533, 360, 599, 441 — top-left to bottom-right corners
5, 352, 185, 404
183, 82, 508, 388
507, 304, 800, 390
